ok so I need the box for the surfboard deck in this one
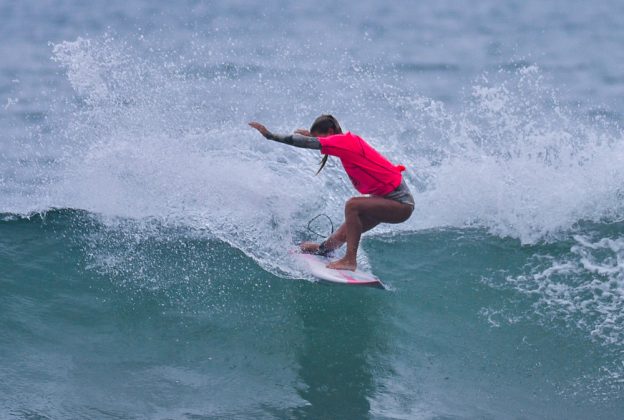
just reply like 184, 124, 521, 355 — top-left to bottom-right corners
293, 252, 386, 289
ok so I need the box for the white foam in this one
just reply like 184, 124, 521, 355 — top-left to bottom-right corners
5, 35, 624, 273
500, 234, 624, 348
387, 70, 624, 243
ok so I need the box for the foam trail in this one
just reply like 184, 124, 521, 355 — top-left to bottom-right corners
480, 231, 624, 351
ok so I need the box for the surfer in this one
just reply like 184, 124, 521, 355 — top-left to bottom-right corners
249, 115, 414, 271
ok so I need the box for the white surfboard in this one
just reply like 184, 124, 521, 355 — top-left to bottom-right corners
293, 252, 386, 289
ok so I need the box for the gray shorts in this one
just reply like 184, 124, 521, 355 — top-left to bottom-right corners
376, 179, 415, 207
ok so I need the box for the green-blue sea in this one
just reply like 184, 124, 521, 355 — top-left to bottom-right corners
2, 1, 624, 418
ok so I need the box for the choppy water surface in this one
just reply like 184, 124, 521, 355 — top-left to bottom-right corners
1, 1, 624, 418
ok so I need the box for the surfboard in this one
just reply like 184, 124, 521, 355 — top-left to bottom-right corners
293, 252, 386, 289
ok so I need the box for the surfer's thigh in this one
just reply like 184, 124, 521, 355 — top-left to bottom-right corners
346, 196, 412, 224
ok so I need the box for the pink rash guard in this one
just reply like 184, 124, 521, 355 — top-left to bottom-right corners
319, 132, 405, 196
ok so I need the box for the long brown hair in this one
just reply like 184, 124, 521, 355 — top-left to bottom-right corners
310, 114, 342, 175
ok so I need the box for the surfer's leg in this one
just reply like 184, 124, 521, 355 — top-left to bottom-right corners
300, 217, 379, 254
327, 197, 412, 270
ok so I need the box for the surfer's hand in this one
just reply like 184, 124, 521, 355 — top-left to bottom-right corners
294, 128, 311, 136
248, 122, 272, 139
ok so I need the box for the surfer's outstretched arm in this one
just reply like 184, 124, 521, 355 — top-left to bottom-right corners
267, 132, 321, 150
249, 122, 321, 150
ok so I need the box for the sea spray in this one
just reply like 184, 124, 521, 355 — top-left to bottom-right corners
3, 34, 624, 278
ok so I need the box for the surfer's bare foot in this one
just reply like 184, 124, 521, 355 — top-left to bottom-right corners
300, 241, 320, 254
327, 257, 356, 271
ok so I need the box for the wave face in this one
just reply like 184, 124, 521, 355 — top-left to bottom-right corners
2, 213, 624, 418
2, 0, 624, 418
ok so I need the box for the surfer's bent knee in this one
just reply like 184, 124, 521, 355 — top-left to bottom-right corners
344, 197, 360, 214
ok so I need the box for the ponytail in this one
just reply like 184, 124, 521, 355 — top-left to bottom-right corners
316, 154, 329, 175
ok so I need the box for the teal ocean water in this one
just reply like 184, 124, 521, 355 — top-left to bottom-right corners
2, 1, 624, 418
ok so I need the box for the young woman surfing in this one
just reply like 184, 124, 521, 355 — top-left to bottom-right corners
249, 115, 414, 271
